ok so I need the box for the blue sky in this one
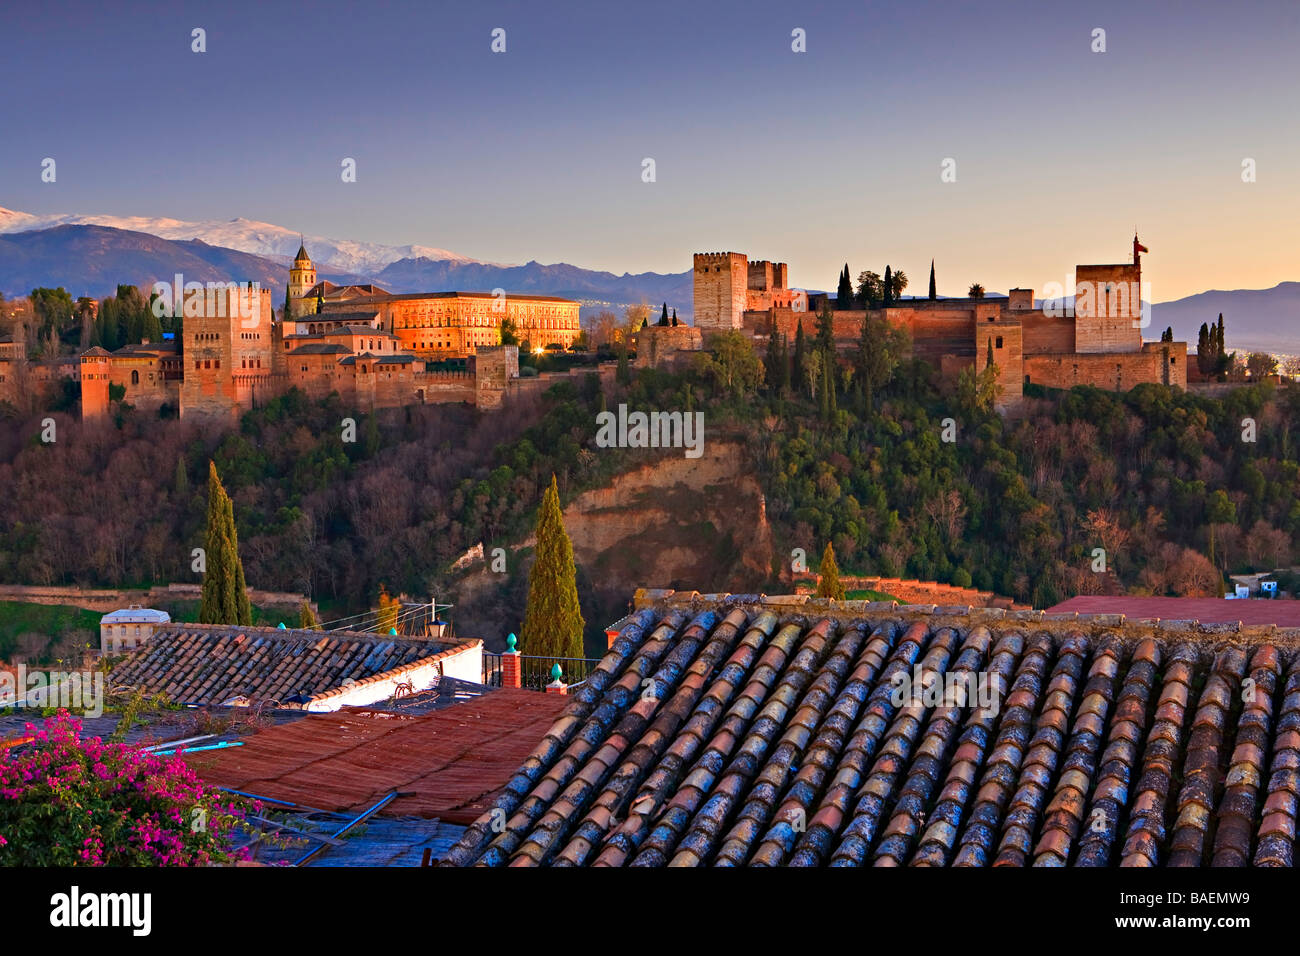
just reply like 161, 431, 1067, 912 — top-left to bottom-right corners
1, 0, 1296, 300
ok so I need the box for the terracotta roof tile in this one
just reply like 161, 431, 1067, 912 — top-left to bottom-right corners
443, 597, 1300, 867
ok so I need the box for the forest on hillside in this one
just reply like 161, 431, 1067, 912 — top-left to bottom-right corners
0, 313, 1297, 650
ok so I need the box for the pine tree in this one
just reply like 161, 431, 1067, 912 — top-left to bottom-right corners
815, 542, 846, 600
198, 461, 252, 626
520, 474, 586, 660
928, 260, 937, 300
883, 266, 893, 307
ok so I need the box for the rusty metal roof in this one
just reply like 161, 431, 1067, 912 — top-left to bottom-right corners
188, 688, 568, 825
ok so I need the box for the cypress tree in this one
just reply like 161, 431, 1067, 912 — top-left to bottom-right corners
316, 286, 324, 314
792, 319, 806, 389
283, 284, 292, 322
987, 336, 995, 368
659, 302, 669, 326
174, 456, 188, 500
764, 322, 782, 393
837, 265, 854, 310
928, 260, 937, 300
199, 461, 252, 626
1197, 323, 1209, 374
883, 266, 893, 307
815, 542, 846, 600
520, 474, 586, 661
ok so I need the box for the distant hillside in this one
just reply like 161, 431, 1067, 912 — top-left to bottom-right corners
0, 224, 301, 299
0, 224, 694, 317
374, 256, 693, 317
1150, 282, 1300, 355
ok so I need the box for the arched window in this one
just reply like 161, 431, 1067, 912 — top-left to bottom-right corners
131, 370, 139, 385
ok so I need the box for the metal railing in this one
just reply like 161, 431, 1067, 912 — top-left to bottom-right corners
481, 652, 603, 691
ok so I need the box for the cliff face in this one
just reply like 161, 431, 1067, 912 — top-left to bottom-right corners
450, 440, 773, 653
560, 440, 772, 587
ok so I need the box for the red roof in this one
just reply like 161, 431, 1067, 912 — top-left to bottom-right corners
188, 688, 567, 824
1047, 595, 1300, 627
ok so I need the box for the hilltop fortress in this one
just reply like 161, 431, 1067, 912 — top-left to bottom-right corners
77, 243, 584, 421
689, 235, 1186, 406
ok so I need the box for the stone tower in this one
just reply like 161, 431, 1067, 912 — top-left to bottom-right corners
693, 252, 748, 330
289, 240, 317, 317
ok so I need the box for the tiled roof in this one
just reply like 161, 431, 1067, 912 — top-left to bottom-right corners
189, 688, 569, 823
288, 343, 352, 355
442, 592, 1300, 867
1049, 595, 1300, 627
108, 623, 473, 708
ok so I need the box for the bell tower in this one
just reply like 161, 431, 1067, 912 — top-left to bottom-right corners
289, 239, 316, 317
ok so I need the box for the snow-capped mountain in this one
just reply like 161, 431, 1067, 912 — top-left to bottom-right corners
0, 206, 493, 274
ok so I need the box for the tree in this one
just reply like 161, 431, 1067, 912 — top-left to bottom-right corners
500, 317, 519, 346
836, 265, 855, 310
519, 474, 585, 660
855, 311, 907, 414
198, 461, 253, 626
658, 302, 669, 326
928, 260, 937, 300
815, 542, 846, 600
671, 309, 679, 327
792, 318, 806, 388
1247, 352, 1278, 379
692, 329, 764, 397
968, 283, 986, 299
883, 266, 894, 306
316, 285, 324, 314
1160, 326, 1173, 342
857, 271, 883, 307
889, 269, 908, 301
299, 601, 320, 630
815, 301, 836, 357
283, 284, 292, 323
376, 584, 400, 632
174, 456, 189, 500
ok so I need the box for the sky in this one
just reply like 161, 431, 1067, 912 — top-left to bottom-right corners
1, 0, 1297, 302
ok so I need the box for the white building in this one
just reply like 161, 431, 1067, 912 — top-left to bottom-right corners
100, 605, 171, 654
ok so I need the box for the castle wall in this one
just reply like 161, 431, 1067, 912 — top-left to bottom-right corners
1025, 340, 1185, 392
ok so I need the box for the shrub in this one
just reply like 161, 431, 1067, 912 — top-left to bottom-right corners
0, 711, 253, 866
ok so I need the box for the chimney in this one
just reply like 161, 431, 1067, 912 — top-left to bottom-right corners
501, 633, 521, 689
545, 662, 567, 696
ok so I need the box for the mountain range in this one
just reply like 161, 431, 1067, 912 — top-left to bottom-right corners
0, 206, 1294, 350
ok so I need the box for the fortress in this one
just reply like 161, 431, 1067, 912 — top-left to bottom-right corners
692, 235, 1187, 406
77, 243, 583, 421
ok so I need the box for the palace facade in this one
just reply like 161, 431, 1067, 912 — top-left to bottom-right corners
76, 244, 581, 421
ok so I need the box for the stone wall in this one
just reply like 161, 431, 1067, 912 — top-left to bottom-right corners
694, 252, 748, 330
0, 583, 314, 614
